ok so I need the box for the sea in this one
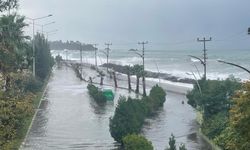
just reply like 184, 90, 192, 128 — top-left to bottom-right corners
51, 48, 250, 81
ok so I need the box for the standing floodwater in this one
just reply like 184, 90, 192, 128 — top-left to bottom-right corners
21, 67, 119, 150
21, 66, 211, 150
143, 92, 211, 150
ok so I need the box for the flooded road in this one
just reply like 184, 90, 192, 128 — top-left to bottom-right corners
143, 92, 211, 150
21, 66, 211, 150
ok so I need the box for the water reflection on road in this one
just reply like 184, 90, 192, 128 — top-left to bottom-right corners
21, 66, 211, 150
142, 92, 211, 150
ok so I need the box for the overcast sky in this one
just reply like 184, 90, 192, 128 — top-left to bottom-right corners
19, 0, 250, 50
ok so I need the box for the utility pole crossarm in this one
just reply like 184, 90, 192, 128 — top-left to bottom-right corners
218, 60, 250, 74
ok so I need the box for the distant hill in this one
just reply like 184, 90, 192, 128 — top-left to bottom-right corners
49, 40, 95, 51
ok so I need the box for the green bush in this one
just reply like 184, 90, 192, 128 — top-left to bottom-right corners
165, 134, 187, 150
149, 84, 167, 110
23, 76, 43, 93
0, 94, 34, 149
187, 77, 241, 119
122, 134, 153, 150
109, 97, 147, 142
201, 112, 228, 139
109, 85, 166, 143
87, 84, 106, 103
186, 76, 242, 149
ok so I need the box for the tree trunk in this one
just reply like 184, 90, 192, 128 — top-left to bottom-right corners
142, 76, 146, 96
113, 72, 118, 88
89, 77, 93, 84
100, 76, 104, 85
127, 72, 131, 91
135, 76, 139, 93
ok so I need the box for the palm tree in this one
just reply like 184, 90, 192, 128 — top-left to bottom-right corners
0, 0, 18, 12
132, 64, 143, 94
0, 13, 29, 90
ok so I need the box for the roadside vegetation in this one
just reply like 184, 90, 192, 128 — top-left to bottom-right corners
122, 134, 153, 150
165, 134, 187, 150
87, 84, 107, 104
0, 1, 54, 149
186, 76, 250, 150
109, 84, 166, 144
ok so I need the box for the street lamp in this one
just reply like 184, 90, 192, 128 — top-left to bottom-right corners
45, 29, 58, 39
217, 60, 250, 75
40, 21, 55, 34
26, 14, 53, 77
186, 72, 202, 95
188, 55, 205, 78
129, 48, 147, 96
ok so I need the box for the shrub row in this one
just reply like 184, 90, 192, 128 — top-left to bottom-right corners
122, 134, 153, 150
87, 84, 107, 103
109, 84, 166, 143
186, 76, 243, 149
0, 73, 45, 149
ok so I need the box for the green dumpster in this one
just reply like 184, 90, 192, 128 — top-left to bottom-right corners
103, 89, 114, 101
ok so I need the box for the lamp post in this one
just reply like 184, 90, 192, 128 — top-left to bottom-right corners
41, 21, 55, 34
45, 29, 58, 39
186, 72, 202, 95
26, 14, 53, 77
217, 60, 250, 75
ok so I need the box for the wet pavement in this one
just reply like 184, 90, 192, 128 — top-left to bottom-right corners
21, 65, 211, 150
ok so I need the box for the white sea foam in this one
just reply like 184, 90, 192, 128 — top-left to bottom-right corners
146, 77, 194, 89
51, 50, 249, 81
190, 58, 200, 62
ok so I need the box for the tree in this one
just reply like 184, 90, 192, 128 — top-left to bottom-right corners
122, 134, 153, 150
0, 13, 29, 90
34, 33, 54, 80
125, 65, 132, 91
186, 77, 241, 119
0, 0, 18, 12
109, 96, 147, 142
132, 64, 143, 93
228, 82, 250, 149
165, 134, 187, 150
165, 134, 176, 150
179, 143, 187, 150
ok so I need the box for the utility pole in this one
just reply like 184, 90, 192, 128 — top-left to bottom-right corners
104, 43, 112, 72
197, 37, 212, 80
80, 43, 83, 64
79, 43, 83, 75
138, 41, 148, 97
92, 44, 98, 67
